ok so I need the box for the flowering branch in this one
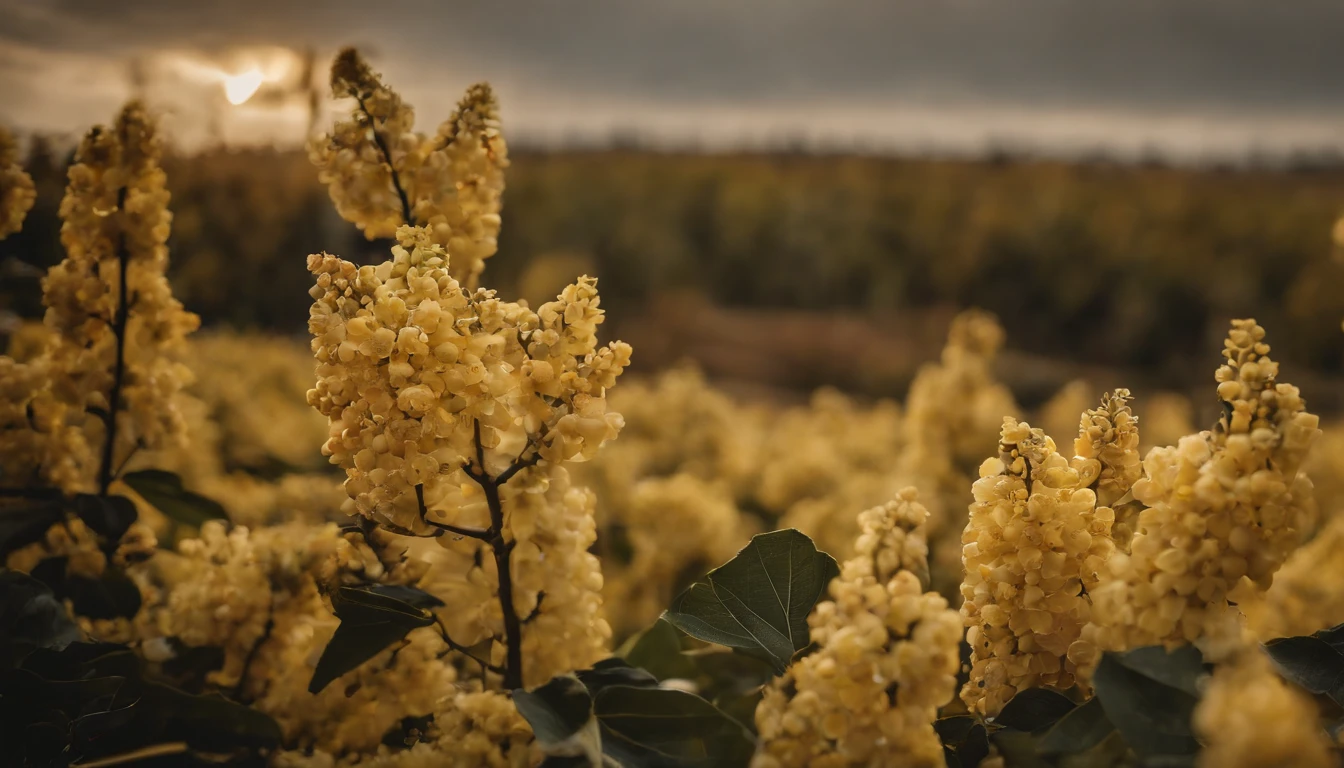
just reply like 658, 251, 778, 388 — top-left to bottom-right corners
96, 186, 131, 497
351, 92, 412, 227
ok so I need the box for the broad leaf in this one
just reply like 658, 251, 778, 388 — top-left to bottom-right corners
514, 674, 600, 762
30, 557, 143, 620
1092, 649, 1201, 759
121, 470, 228, 527
935, 716, 991, 768
1312, 623, 1344, 655
663, 529, 838, 674
1037, 697, 1116, 755
577, 657, 659, 693
0, 570, 80, 669
308, 585, 439, 693
0, 494, 65, 560
620, 617, 698, 682
1109, 644, 1206, 697
73, 494, 138, 543
595, 684, 756, 767
1264, 635, 1344, 702
993, 687, 1076, 732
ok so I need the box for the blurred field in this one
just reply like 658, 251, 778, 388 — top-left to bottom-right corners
6, 144, 1344, 406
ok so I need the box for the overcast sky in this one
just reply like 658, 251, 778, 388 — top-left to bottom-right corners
4, 0, 1344, 159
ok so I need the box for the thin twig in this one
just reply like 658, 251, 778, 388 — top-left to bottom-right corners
353, 93, 413, 225
233, 610, 275, 703
96, 187, 131, 497
416, 483, 492, 540
435, 616, 505, 675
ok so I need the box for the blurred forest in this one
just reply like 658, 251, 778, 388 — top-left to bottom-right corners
5, 142, 1344, 407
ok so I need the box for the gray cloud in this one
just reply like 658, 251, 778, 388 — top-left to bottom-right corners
4, 0, 1344, 157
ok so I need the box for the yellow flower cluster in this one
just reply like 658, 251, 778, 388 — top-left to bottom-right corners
310, 49, 507, 287
755, 489, 961, 767
0, 124, 35, 239
1, 103, 198, 493
136, 521, 449, 755
307, 224, 629, 685
1088, 320, 1320, 651
1193, 647, 1333, 768
306, 226, 629, 532
1073, 388, 1141, 507
274, 686, 535, 768
960, 416, 1116, 715
896, 309, 1019, 597
1242, 512, 1344, 640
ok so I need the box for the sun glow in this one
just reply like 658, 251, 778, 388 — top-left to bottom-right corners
223, 68, 266, 105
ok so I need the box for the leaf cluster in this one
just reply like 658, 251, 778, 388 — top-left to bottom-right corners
0, 570, 281, 767
940, 646, 1208, 768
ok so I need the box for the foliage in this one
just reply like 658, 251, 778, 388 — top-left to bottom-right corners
663, 529, 838, 674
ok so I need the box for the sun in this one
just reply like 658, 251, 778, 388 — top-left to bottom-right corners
222, 68, 265, 105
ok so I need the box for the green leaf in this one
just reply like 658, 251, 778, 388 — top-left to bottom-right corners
1092, 650, 1200, 760
121, 470, 227, 527
662, 529, 838, 674
73, 494, 138, 543
594, 684, 756, 767
1037, 697, 1116, 755
993, 687, 1077, 732
935, 716, 991, 768
578, 658, 660, 693
141, 682, 283, 753
1109, 644, 1206, 697
31, 557, 143, 620
1311, 623, 1344, 654
308, 585, 438, 693
0, 494, 65, 560
1263, 636, 1344, 701
514, 674, 597, 745
621, 618, 698, 682
989, 728, 1050, 768
0, 569, 80, 669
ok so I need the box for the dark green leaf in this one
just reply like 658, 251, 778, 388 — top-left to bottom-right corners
0, 569, 80, 668
141, 683, 283, 753
993, 688, 1077, 732
0, 494, 65, 559
514, 674, 596, 745
308, 585, 437, 693
1092, 651, 1200, 759
936, 716, 990, 767
1037, 697, 1116, 755
989, 729, 1051, 768
1056, 730, 1133, 768
73, 494, 138, 543
360, 583, 445, 610
1109, 645, 1206, 697
1312, 624, 1344, 654
1264, 636, 1344, 699
594, 684, 756, 767
577, 657, 659, 692
121, 470, 227, 527
621, 618, 698, 682
33, 558, 143, 620
663, 529, 838, 674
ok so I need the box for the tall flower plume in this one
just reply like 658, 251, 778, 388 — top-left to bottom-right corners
310, 48, 507, 288
306, 225, 631, 687
0, 103, 198, 493
755, 488, 961, 766
1088, 319, 1320, 652
959, 415, 1116, 715
0, 124, 35, 239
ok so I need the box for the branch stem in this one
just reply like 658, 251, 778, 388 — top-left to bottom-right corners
353, 93, 413, 226
97, 186, 131, 497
